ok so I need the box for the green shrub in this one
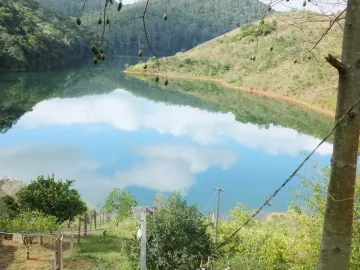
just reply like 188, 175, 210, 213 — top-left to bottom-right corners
126, 192, 212, 270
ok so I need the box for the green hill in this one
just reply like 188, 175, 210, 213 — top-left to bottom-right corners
0, 0, 91, 70
128, 11, 342, 111
37, 0, 272, 56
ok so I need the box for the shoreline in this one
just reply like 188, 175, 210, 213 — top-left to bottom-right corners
125, 70, 335, 118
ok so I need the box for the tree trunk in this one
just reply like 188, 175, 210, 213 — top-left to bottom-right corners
318, 2, 360, 269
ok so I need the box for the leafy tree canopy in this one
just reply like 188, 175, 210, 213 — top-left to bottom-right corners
17, 175, 87, 225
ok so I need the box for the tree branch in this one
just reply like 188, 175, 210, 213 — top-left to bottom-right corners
309, 9, 346, 53
325, 54, 347, 73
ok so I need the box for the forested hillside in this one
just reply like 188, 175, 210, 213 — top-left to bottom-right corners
35, 0, 102, 17
37, 0, 273, 56
0, 0, 92, 70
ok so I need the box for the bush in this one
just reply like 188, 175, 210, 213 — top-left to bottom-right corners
126, 192, 212, 269
229, 21, 277, 42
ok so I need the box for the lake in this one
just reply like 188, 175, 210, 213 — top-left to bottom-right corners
0, 57, 334, 216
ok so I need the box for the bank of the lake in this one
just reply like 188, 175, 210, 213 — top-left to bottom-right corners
125, 70, 335, 117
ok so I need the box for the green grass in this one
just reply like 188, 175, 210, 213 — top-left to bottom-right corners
70, 222, 137, 270
128, 11, 342, 111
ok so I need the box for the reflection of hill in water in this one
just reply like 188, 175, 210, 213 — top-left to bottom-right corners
133, 75, 334, 140
0, 58, 333, 139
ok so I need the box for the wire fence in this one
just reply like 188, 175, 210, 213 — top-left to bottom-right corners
215, 96, 360, 251
0, 210, 125, 269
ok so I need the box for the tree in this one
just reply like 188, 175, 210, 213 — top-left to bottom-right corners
0, 0, 91, 71
318, 1, 360, 269
145, 192, 212, 270
17, 175, 87, 225
103, 187, 138, 223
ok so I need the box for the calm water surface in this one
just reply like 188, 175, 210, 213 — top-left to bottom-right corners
0, 57, 332, 215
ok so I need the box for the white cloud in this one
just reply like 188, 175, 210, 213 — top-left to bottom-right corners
17, 89, 333, 156
0, 145, 100, 181
114, 160, 195, 192
0, 143, 237, 203
136, 144, 237, 173
115, 144, 238, 192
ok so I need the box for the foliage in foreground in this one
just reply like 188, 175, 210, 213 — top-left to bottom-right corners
213, 166, 360, 270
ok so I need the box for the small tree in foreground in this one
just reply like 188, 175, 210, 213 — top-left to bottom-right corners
145, 192, 212, 270
17, 175, 87, 226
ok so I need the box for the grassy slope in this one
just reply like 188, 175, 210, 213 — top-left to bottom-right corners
128, 11, 342, 111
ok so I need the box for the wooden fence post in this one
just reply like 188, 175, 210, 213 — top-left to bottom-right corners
89, 213, 92, 231
51, 259, 55, 270
70, 227, 74, 253
26, 244, 30, 260
84, 213, 88, 237
77, 216, 81, 244
59, 235, 63, 269
94, 210, 97, 230
207, 256, 211, 269
54, 235, 64, 270
54, 236, 60, 270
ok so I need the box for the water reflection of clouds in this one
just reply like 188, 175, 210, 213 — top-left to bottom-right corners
18, 89, 333, 156
0, 144, 237, 201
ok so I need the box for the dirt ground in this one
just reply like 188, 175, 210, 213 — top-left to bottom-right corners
0, 236, 91, 270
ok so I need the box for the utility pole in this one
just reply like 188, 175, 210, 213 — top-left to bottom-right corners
133, 206, 157, 270
214, 187, 224, 244
140, 208, 147, 270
